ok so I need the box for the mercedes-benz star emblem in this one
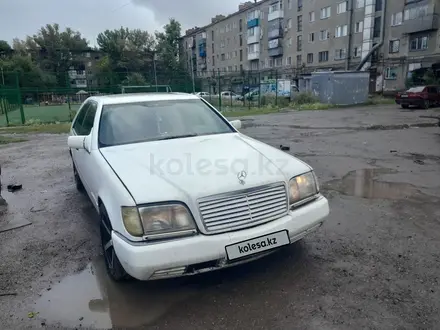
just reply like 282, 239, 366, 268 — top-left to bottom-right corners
237, 170, 247, 185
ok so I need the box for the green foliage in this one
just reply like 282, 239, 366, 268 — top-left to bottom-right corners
292, 92, 320, 105
122, 72, 148, 86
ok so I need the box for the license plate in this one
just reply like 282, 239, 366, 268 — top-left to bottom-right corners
225, 230, 290, 260
401, 95, 408, 98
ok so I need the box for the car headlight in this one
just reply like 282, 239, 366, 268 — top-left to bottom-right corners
288, 171, 319, 207
122, 204, 197, 239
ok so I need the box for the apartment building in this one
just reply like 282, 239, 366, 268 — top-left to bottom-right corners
181, 0, 439, 91
68, 50, 103, 89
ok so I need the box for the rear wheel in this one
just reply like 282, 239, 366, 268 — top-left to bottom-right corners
401, 104, 409, 109
99, 205, 130, 281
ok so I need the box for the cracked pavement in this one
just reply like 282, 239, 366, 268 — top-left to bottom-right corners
0, 105, 439, 330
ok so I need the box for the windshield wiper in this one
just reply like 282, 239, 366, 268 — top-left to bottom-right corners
157, 134, 198, 141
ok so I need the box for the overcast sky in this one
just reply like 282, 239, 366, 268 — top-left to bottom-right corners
0, 0, 242, 46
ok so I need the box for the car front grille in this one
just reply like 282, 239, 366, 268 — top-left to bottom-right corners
198, 182, 288, 234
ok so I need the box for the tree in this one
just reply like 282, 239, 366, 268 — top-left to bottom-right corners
97, 27, 155, 75
0, 40, 12, 56
21, 23, 89, 86
154, 19, 183, 79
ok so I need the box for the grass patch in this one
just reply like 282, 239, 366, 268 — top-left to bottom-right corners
223, 106, 282, 117
0, 135, 28, 145
0, 123, 71, 134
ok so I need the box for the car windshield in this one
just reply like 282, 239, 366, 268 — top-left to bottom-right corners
98, 99, 234, 147
407, 87, 425, 93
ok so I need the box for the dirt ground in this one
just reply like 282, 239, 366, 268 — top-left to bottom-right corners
0, 105, 439, 330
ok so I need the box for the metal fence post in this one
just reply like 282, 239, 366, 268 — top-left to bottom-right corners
258, 71, 261, 108
275, 69, 278, 107
15, 71, 25, 124
217, 69, 222, 111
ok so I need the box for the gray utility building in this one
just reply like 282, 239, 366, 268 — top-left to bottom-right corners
181, 0, 439, 92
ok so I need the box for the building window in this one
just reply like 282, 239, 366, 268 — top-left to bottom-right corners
297, 15, 303, 32
221, 53, 225, 61
337, 2, 348, 14
287, 18, 292, 29
385, 67, 397, 80
320, 6, 331, 19
335, 25, 348, 37
247, 43, 259, 54
270, 3, 280, 13
85, 52, 91, 58
410, 36, 428, 51
335, 48, 347, 60
239, 19, 243, 32
212, 43, 215, 53
240, 49, 243, 61
308, 32, 315, 43
239, 35, 243, 46
296, 55, 302, 67
298, 0, 303, 11
389, 40, 400, 53
319, 29, 329, 40
307, 53, 313, 63
391, 12, 403, 26
297, 35, 302, 51
211, 30, 214, 40
212, 56, 215, 66
355, 21, 363, 33
404, 5, 429, 21
356, 0, 364, 9
248, 27, 256, 37
373, 17, 381, 38
251, 62, 258, 70
286, 56, 292, 65
287, 0, 291, 9
375, 0, 382, 11
353, 46, 361, 57
309, 11, 315, 22
275, 57, 283, 67
288, 37, 292, 47
319, 51, 329, 62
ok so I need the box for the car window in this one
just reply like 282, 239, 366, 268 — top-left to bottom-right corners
98, 99, 234, 147
80, 102, 98, 135
72, 103, 90, 134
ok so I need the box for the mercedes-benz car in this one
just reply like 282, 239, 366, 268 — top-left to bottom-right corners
67, 92, 329, 281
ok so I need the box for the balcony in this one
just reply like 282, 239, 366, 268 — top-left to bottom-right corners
402, 14, 439, 34
268, 9, 283, 21
247, 26, 260, 44
268, 27, 283, 40
268, 46, 283, 57
247, 18, 259, 29
247, 51, 260, 60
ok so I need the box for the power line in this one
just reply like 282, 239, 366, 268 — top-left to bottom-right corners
110, 0, 132, 12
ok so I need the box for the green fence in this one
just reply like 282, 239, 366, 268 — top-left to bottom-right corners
0, 69, 293, 127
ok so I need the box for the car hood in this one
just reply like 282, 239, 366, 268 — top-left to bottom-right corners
100, 133, 311, 205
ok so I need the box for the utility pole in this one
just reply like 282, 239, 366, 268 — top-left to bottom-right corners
1, 67, 4, 85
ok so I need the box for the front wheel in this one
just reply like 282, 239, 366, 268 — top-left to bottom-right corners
73, 162, 84, 192
100, 205, 131, 281
401, 104, 409, 109
423, 100, 430, 109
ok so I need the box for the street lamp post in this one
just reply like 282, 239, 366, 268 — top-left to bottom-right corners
153, 52, 158, 92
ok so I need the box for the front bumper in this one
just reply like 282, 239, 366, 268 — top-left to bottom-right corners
112, 196, 330, 280
396, 99, 424, 106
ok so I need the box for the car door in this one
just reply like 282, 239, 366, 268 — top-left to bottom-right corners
73, 101, 99, 204
71, 101, 91, 175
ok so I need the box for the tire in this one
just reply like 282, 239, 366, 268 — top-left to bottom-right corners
401, 104, 409, 109
423, 100, 430, 109
99, 204, 130, 281
73, 162, 84, 192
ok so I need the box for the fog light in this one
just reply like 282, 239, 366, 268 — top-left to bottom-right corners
149, 266, 187, 279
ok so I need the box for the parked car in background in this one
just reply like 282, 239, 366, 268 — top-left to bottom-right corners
67, 93, 329, 282
195, 92, 210, 98
220, 91, 241, 100
395, 86, 440, 109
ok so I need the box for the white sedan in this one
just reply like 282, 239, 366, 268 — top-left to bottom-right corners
68, 92, 329, 281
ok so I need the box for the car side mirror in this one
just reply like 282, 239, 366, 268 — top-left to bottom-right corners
230, 120, 242, 130
68, 135, 91, 152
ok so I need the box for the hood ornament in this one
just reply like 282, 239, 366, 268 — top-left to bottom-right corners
237, 170, 247, 185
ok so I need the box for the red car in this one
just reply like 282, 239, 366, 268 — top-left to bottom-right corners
395, 85, 440, 109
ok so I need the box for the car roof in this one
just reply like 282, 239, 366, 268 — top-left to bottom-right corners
87, 92, 199, 105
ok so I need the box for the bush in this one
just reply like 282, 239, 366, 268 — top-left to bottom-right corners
260, 95, 290, 107
292, 92, 320, 105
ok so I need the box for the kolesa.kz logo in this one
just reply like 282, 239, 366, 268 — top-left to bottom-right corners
237, 237, 278, 254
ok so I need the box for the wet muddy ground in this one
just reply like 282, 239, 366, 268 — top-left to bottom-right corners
0, 105, 439, 330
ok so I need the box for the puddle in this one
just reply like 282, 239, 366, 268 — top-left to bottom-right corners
323, 168, 425, 200
35, 259, 199, 329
